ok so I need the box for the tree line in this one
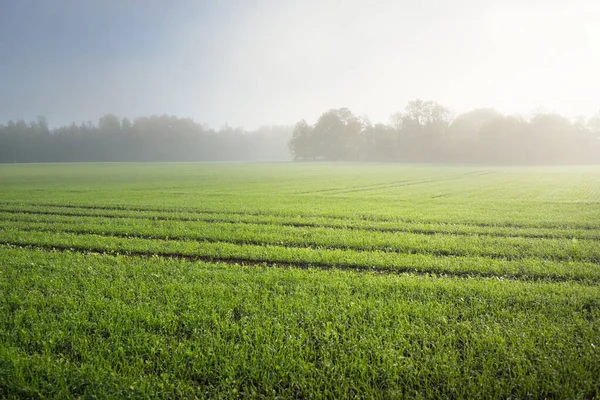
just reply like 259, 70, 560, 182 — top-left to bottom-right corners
2, 102, 599, 164
290, 100, 600, 164
0, 114, 291, 163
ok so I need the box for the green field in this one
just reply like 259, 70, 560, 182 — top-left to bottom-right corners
1, 163, 599, 399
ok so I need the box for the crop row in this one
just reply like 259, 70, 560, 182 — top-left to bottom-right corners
1, 200, 598, 230
2, 247, 598, 398
1, 205, 599, 241
2, 214, 599, 263
1, 229, 598, 282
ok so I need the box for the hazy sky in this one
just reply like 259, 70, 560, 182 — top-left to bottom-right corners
1, 0, 599, 128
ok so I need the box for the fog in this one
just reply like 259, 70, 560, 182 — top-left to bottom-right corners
289, 102, 600, 164
1, 0, 599, 163
1, 104, 599, 164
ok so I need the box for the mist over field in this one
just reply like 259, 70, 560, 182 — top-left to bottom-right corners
1, 1, 599, 164
2, 3, 600, 397
1, 105, 600, 163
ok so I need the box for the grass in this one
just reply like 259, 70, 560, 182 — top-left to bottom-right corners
0, 162, 599, 398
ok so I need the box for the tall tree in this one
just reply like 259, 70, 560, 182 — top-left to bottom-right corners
289, 120, 313, 160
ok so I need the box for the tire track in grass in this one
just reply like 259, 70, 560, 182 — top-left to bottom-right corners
292, 178, 420, 194
315, 171, 498, 195
293, 170, 495, 195
1, 242, 597, 284
2, 209, 599, 241
0, 202, 598, 231
292, 176, 440, 195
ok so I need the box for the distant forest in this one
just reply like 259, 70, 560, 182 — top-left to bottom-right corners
0, 115, 292, 163
290, 100, 600, 164
2, 100, 599, 164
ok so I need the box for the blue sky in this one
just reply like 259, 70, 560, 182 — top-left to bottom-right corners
1, 0, 599, 128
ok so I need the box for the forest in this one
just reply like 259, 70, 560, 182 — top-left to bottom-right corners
0, 115, 291, 163
290, 100, 600, 164
2, 100, 599, 164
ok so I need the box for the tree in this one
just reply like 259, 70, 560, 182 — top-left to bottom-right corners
478, 115, 531, 164
529, 113, 575, 163
363, 123, 397, 161
311, 108, 363, 160
121, 117, 132, 131
312, 109, 345, 160
391, 99, 454, 160
289, 120, 313, 160
394, 99, 454, 133
98, 114, 121, 135
588, 111, 600, 136
448, 108, 501, 139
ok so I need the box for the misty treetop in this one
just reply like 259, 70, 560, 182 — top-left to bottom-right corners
2, 101, 600, 164
0, 115, 292, 163
290, 100, 600, 164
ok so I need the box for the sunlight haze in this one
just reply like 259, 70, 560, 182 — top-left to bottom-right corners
1, 0, 599, 128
